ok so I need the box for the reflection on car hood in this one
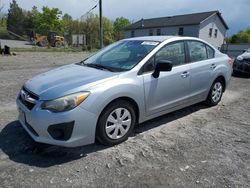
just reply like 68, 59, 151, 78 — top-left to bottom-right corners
237, 52, 250, 60
24, 64, 118, 100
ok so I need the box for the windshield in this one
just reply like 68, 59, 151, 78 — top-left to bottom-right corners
247, 49, 250, 52
83, 40, 159, 72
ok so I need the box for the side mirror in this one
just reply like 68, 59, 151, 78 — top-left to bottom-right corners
152, 60, 173, 78
243, 49, 247, 53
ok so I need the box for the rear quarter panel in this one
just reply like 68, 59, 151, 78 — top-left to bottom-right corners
211, 53, 232, 90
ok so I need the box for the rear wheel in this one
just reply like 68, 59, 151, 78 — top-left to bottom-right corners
96, 100, 136, 146
205, 78, 224, 106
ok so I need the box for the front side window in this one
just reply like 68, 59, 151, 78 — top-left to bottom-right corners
83, 40, 159, 72
143, 56, 155, 73
141, 41, 186, 74
187, 41, 207, 62
155, 42, 186, 66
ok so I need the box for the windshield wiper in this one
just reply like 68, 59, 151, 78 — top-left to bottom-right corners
84, 64, 115, 72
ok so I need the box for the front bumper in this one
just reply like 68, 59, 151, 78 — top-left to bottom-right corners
233, 60, 250, 74
16, 97, 98, 147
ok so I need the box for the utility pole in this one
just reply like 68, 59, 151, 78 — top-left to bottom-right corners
99, 0, 103, 48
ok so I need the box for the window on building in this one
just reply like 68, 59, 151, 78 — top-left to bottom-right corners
214, 29, 218, 38
187, 41, 207, 62
178, 27, 184, 36
149, 29, 154, 36
209, 28, 213, 37
131, 30, 135, 37
157, 28, 161, 36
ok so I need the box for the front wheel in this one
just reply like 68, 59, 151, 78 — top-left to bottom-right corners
205, 79, 224, 106
96, 100, 136, 146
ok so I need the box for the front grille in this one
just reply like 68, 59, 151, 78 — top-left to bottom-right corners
22, 87, 39, 100
19, 87, 39, 110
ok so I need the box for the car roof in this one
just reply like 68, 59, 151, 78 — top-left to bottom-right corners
124, 36, 203, 43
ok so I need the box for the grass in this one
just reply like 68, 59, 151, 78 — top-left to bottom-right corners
0, 27, 14, 40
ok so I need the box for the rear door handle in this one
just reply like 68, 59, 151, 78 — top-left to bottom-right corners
181, 71, 190, 78
210, 64, 217, 69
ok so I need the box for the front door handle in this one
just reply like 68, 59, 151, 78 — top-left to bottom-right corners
210, 64, 217, 69
181, 71, 190, 78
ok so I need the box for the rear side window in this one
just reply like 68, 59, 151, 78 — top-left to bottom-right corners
187, 41, 207, 62
155, 42, 185, 66
206, 45, 215, 59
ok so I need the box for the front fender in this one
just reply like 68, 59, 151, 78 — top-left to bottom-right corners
80, 77, 145, 123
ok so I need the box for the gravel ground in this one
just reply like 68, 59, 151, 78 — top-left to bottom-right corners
0, 52, 249, 188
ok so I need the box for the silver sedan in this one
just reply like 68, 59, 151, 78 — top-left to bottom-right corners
16, 36, 232, 147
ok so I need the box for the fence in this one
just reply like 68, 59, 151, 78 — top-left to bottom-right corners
221, 43, 250, 58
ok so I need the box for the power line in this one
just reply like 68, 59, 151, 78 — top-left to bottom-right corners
80, 1, 99, 20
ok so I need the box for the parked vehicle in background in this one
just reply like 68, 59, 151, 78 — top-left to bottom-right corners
16, 36, 233, 147
233, 49, 250, 75
27, 30, 65, 47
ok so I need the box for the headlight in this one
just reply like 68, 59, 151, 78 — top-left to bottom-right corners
41, 92, 90, 112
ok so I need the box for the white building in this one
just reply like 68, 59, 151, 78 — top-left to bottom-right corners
124, 11, 228, 49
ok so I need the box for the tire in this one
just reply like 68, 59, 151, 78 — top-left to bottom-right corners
205, 78, 224, 106
96, 100, 136, 146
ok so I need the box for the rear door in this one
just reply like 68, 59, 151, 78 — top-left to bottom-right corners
141, 41, 191, 116
187, 41, 216, 100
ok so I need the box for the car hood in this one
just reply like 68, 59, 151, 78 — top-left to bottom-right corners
24, 64, 118, 100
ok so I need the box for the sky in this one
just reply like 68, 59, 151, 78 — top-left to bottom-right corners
2, 0, 250, 36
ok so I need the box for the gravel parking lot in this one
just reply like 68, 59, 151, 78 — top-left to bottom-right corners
0, 52, 249, 188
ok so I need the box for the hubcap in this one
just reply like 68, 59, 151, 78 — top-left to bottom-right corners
212, 82, 222, 103
105, 108, 132, 140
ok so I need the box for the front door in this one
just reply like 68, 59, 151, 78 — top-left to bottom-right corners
142, 41, 191, 116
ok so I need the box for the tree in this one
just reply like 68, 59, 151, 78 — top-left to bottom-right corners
7, 0, 25, 34
113, 17, 131, 40
35, 6, 63, 35
230, 28, 250, 43
80, 13, 114, 48
62, 13, 73, 34
23, 6, 39, 30
103, 17, 114, 45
